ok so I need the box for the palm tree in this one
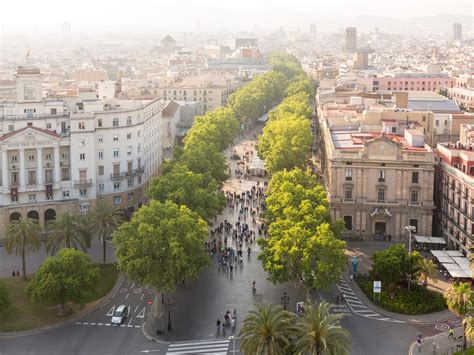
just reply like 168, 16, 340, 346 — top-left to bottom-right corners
291, 301, 351, 355
464, 316, 474, 342
89, 200, 122, 263
239, 303, 293, 355
415, 258, 438, 287
76, 213, 92, 253
45, 212, 87, 254
445, 282, 473, 351
4, 217, 42, 280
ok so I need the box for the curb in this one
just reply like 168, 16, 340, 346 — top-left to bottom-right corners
141, 307, 170, 345
0, 273, 125, 338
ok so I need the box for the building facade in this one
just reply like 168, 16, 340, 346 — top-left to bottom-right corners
0, 66, 163, 235
344, 27, 357, 53
358, 73, 455, 92
322, 119, 436, 240
452, 23, 462, 41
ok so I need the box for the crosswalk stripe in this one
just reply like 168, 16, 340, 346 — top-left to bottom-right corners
168, 344, 229, 351
167, 340, 230, 354
169, 340, 230, 347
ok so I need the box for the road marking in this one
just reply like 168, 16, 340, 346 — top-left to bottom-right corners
125, 293, 130, 300
75, 322, 81, 325
120, 324, 126, 327
137, 307, 146, 319
119, 288, 128, 294
135, 305, 139, 313
135, 325, 141, 328
106, 305, 115, 316
98, 323, 103, 326
131, 282, 135, 289
83, 322, 89, 325
105, 323, 111, 326
141, 350, 161, 353
145, 283, 149, 289
128, 318, 133, 326
127, 325, 134, 328
168, 340, 230, 348
134, 288, 143, 294
90, 323, 96, 325
140, 293, 145, 301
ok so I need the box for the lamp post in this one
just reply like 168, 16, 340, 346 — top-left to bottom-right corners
165, 299, 174, 331
229, 336, 236, 354
404, 225, 416, 292
281, 291, 290, 311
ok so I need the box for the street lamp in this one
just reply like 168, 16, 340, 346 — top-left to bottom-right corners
405, 225, 417, 292
229, 336, 236, 354
165, 299, 174, 331
281, 291, 290, 311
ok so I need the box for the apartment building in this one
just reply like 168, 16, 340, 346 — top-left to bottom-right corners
321, 111, 436, 240
358, 73, 455, 92
437, 124, 474, 254
0, 66, 163, 235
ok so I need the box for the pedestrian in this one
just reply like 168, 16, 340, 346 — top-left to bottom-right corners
12, 270, 15, 277
16, 270, 19, 276
336, 294, 340, 304
216, 318, 221, 332
448, 327, 454, 338
341, 292, 345, 303
350, 274, 354, 281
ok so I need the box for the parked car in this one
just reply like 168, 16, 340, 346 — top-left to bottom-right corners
111, 304, 129, 325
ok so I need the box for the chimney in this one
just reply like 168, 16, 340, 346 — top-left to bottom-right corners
395, 92, 408, 109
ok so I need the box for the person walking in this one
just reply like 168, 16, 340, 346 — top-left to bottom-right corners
448, 327, 454, 338
216, 318, 221, 332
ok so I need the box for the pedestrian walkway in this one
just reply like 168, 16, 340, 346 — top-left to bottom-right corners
337, 277, 405, 323
408, 326, 465, 355
166, 339, 230, 354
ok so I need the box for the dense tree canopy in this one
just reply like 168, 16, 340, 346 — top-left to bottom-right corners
113, 200, 209, 293
257, 115, 312, 174
268, 52, 305, 80
286, 76, 315, 98
268, 93, 313, 121
27, 248, 99, 307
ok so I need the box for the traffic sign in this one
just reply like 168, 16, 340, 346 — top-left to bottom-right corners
373, 281, 382, 293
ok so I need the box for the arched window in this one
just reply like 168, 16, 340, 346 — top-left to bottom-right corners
126, 116, 132, 126
113, 118, 119, 127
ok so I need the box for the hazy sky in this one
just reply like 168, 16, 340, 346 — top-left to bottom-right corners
1, 0, 472, 33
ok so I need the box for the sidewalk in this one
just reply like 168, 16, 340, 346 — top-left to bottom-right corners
408, 327, 465, 355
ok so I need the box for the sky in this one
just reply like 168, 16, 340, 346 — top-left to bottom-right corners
0, 0, 472, 33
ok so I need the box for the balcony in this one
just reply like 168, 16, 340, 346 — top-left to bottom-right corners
408, 201, 422, 206
74, 179, 92, 188
110, 167, 145, 180
364, 199, 399, 206
343, 198, 355, 203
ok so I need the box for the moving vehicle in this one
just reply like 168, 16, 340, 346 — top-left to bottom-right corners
111, 304, 129, 325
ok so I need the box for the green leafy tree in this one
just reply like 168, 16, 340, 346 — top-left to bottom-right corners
89, 200, 123, 264
464, 316, 474, 342
268, 93, 313, 121
239, 303, 293, 355
180, 142, 229, 184
257, 115, 312, 174
147, 163, 225, 221
286, 77, 315, 98
415, 258, 438, 287
4, 217, 42, 280
0, 281, 9, 313
45, 212, 88, 255
27, 248, 99, 314
259, 222, 346, 294
113, 200, 209, 300
445, 282, 473, 351
291, 301, 351, 355
268, 52, 304, 80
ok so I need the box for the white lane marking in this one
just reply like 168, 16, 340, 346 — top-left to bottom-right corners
105, 323, 111, 326
90, 323, 96, 325
125, 293, 130, 300
145, 283, 149, 289
98, 323, 103, 326
135, 325, 141, 328
166, 350, 228, 354
127, 325, 134, 328
169, 340, 230, 347
137, 307, 146, 319
128, 318, 133, 326
120, 324, 126, 327
82, 322, 89, 325
106, 305, 115, 316
140, 293, 145, 301
135, 304, 139, 313
75, 322, 81, 325
131, 282, 135, 290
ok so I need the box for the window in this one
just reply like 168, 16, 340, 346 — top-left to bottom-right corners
127, 179, 133, 187
343, 216, 353, 230
113, 149, 119, 157
114, 195, 122, 204
127, 133, 132, 140
409, 219, 418, 233
78, 122, 85, 130
98, 150, 103, 159
435, 120, 439, 127
79, 139, 85, 147
98, 136, 103, 143
8, 125, 13, 132
62, 191, 70, 198
114, 182, 120, 190
391, 127, 396, 133
137, 144, 141, 153
127, 146, 132, 156
378, 170, 385, 182
61, 168, 69, 181
46, 123, 52, 129
113, 135, 119, 142
45, 169, 53, 183
410, 190, 419, 203
79, 189, 87, 197
98, 119, 103, 127
28, 154, 35, 161
98, 165, 104, 176
98, 183, 104, 192
377, 188, 385, 202
412, 172, 419, 184
11, 155, 17, 162
28, 194, 36, 202
345, 169, 352, 181
113, 118, 119, 127
127, 192, 134, 201
80, 153, 86, 160
45, 153, 51, 160
28, 170, 36, 185
137, 130, 141, 137
62, 152, 68, 159
422, 116, 426, 122
344, 187, 353, 200
126, 116, 132, 125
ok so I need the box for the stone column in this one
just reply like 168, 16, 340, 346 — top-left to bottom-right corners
2, 149, 8, 188
19, 148, 26, 188
53, 145, 60, 183
37, 148, 43, 185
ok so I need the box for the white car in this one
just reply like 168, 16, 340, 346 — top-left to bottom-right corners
111, 304, 129, 325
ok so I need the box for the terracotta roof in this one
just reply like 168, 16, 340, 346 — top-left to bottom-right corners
0, 126, 60, 141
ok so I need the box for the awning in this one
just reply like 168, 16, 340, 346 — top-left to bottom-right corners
415, 236, 431, 243
445, 250, 464, 257
428, 237, 447, 244
436, 256, 454, 263
430, 250, 446, 257
453, 257, 470, 267
447, 269, 471, 278
415, 236, 446, 244
443, 263, 462, 271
